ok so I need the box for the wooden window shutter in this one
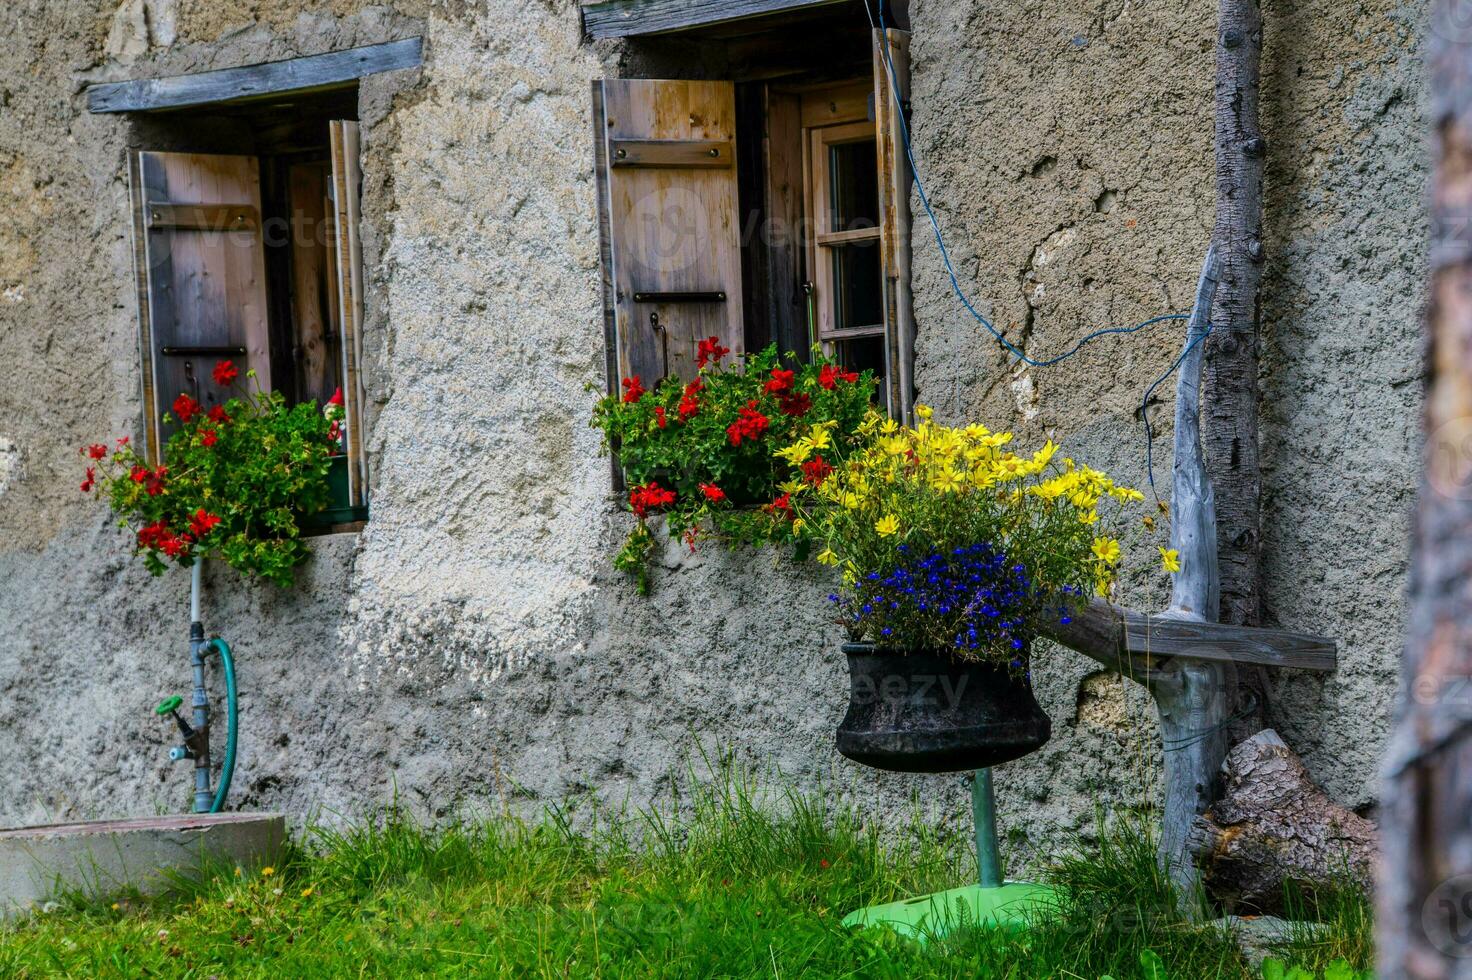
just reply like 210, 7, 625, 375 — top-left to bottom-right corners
127, 151, 272, 463
872, 28, 916, 422
329, 120, 368, 508
592, 79, 745, 386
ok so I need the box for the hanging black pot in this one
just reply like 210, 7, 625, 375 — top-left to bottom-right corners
835, 642, 1052, 774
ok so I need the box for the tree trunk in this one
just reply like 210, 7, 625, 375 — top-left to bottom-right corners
1206, 0, 1270, 734
1190, 730, 1376, 916
1377, 6, 1472, 974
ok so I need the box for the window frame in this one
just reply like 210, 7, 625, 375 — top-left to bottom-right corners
804, 117, 886, 343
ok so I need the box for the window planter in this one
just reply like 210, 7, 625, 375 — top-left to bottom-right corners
835, 643, 1052, 774
299, 454, 369, 530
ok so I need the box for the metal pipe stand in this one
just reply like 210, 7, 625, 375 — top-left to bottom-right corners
840, 767, 1056, 940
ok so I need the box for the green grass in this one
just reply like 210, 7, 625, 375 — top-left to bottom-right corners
0, 769, 1371, 978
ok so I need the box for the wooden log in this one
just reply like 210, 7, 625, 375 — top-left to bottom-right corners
1189, 730, 1376, 915
1204, 0, 1266, 630
1205, 0, 1271, 735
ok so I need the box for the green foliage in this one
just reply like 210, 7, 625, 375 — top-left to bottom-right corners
79, 367, 337, 587
0, 770, 1376, 979
590, 343, 875, 588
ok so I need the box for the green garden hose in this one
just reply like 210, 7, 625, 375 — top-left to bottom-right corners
207, 638, 238, 813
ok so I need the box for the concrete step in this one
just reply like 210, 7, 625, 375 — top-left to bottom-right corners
0, 812, 285, 915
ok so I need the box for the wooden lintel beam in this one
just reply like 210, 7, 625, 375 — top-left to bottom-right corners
87, 37, 422, 114
580, 0, 847, 39
1038, 599, 1337, 675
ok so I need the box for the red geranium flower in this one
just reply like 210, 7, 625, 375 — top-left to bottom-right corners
699, 483, 726, 503
188, 509, 222, 538
136, 520, 169, 549
80, 467, 95, 492
763, 368, 795, 395
207, 405, 230, 424
83, 443, 107, 460
129, 464, 148, 484
778, 392, 812, 417
726, 401, 770, 446
116, 435, 130, 447
145, 466, 167, 497
818, 365, 839, 390
841, 369, 859, 383
160, 531, 193, 558
212, 360, 238, 386
200, 427, 218, 448
654, 406, 667, 429
629, 481, 676, 518
678, 378, 703, 421
696, 337, 731, 369
764, 493, 794, 518
172, 393, 201, 423
801, 454, 833, 487
621, 375, 646, 403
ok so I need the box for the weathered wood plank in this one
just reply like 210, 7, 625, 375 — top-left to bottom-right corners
760, 86, 806, 357
126, 153, 163, 463
1125, 615, 1337, 671
286, 160, 339, 408
87, 38, 422, 114
1037, 599, 1336, 675
873, 27, 914, 422
598, 79, 744, 383
144, 203, 258, 232
329, 120, 367, 508
581, 0, 846, 39
134, 151, 271, 450
610, 139, 733, 168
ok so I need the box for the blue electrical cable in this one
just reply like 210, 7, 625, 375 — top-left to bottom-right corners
867, 0, 1205, 492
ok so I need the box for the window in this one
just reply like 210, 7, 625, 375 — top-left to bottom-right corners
592, 25, 916, 423
126, 100, 369, 520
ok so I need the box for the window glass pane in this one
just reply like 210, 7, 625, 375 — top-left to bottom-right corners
828, 139, 879, 231
837, 334, 886, 377
831, 240, 884, 331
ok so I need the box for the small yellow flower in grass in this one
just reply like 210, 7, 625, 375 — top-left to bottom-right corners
875, 514, 900, 537
879, 417, 899, 435
1159, 547, 1181, 574
1091, 537, 1120, 566
300, 886, 314, 898
817, 547, 839, 566
261, 866, 275, 878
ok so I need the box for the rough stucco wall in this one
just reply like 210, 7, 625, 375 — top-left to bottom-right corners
907, 0, 1426, 847
0, 0, 1426, 870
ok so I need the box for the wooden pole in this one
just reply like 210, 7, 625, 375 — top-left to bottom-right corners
1377, 5, 1472, 971
1036, 249, 1230, 893
1204, 0, 1270, 729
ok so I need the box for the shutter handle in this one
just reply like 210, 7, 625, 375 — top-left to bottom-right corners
650, 311, 670, 380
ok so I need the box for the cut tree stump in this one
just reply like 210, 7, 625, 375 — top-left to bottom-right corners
1187, 729, 1376, 915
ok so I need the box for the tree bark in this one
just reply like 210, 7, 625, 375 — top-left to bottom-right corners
1377, 6, 1472, 974
1190, 730, 1376, 916
1205, 0, 1270, 735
